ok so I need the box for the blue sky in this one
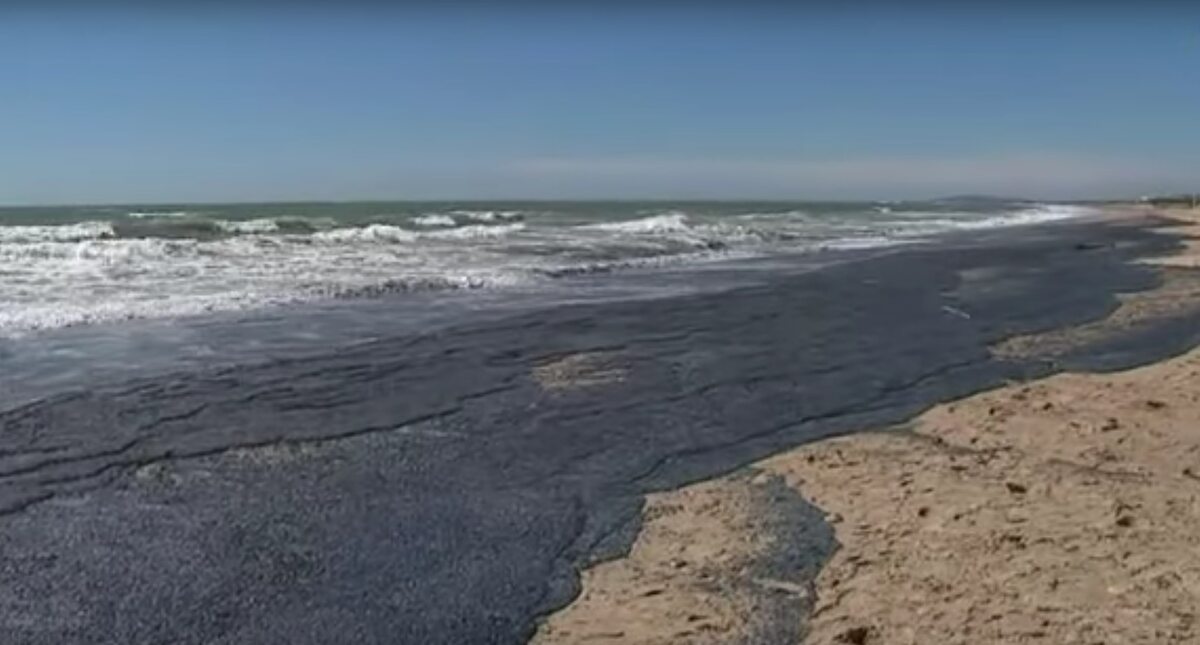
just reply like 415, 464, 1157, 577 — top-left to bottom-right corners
2, 5, 1198, 204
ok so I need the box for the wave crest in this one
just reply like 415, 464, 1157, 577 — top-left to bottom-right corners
412, 214, 457, 227
312, 224, 419, 244
0, 221, 115, 243
450, 210, 524, 223
423, 222, 526, 240
582, 212, 691, 234
126, 210, 198, 219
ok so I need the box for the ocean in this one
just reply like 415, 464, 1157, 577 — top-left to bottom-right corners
0, 198, 1088, 337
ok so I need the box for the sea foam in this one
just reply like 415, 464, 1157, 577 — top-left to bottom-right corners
0, 202, 1092, 337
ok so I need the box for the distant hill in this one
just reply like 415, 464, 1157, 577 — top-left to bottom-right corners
928, 194, 1034, 206
1143, 194, 1198, 207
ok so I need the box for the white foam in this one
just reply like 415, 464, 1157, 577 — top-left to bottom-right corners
0, 228, 537, 337
0, 202, 1095, 337
816, 236, 907, 251
583, 212, 692, 234
1002, 204, 1092, 224
0, 293, 268, 338
423, 223, 526, 240
0, 221, 115, 243
214, 218, 281, 234
0, 260, 540, 337
309, 221, 525, 243
886, 205, 1091, 237
451, 210, 523, 223
413, 214, 456, 227
126, 210, 195, 219
312, 224, 419, 243
736, 210, 812, 221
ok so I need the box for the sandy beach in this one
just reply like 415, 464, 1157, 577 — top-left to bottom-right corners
10, 7, 1200, 643
535, 207, 1200, 644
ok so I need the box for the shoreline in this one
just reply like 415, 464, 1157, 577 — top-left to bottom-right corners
534, 207, 1200, 644
0, 203, 1090, 410
4, 209, 1198, 644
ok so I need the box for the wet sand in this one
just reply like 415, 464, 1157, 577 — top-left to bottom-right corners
535, 208, 1200, 644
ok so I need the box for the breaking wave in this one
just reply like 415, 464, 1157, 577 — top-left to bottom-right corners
412, 214, 457, 227
0, 221, 115, 243
451, 210, 524, 223
0, 202, 1094, 336
583, 212, 692, 234
126, 210, 196, 219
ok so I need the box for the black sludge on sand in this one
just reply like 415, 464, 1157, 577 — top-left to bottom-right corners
2, 219, 1199, 644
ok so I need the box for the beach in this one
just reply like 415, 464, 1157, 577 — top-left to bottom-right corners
2, 205, 1198, 644
9, 5, 1200, 644
535, 208, 1200, 644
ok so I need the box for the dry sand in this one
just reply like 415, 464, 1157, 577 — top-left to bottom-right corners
535, 208, 1200, 644
534, 472, 790, 643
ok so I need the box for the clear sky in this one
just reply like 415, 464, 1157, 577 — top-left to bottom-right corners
2, 5, 1198, 204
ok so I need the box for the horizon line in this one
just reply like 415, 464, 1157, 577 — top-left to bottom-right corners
0, 194, 1130, 209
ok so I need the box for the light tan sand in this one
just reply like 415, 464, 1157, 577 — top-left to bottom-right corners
1146, 207, 1200, 269
534, 472, 790, 644
533, 351, 627, 391
776, 360, 1200, 644
536, 208, 1200, 644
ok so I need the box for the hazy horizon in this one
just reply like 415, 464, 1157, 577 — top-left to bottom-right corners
0, 192, 1119, 210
